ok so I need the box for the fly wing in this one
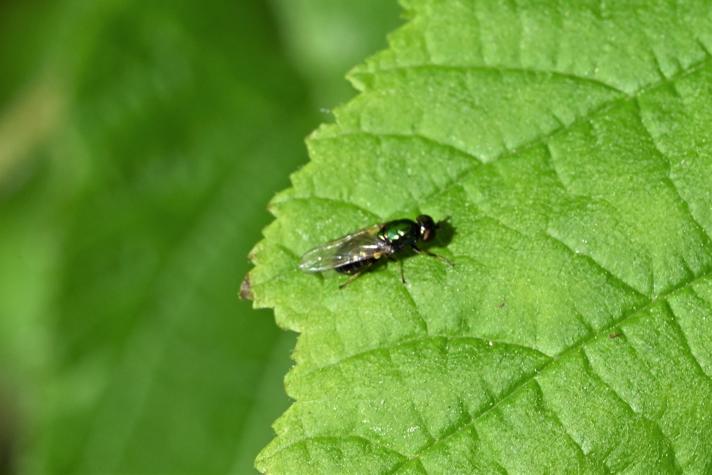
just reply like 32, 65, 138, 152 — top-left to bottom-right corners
299, 224, 389, 272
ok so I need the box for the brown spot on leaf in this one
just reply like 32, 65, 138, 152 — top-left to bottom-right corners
239, 274, 253, 301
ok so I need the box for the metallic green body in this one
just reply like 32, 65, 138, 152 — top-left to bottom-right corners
378, 219, 420, 251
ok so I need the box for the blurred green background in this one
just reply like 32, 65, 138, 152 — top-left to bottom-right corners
0, 1, 400, 473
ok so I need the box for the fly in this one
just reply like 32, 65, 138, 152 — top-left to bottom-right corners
299, 214, 453, 288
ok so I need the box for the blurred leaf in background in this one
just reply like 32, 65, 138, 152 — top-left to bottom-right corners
271, 0, 402, 107
0, 0, 400, 474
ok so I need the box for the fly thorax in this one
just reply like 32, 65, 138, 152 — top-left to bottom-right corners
379, 220, 419, 251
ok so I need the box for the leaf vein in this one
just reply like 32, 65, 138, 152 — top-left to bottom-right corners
276, 196, 382, 221
385, 351, 437, 445
662, 300, 709, 379
312, 130, 484, 164
298, 335, 547, 382
543, 230, 646, 298
362, 63, 629, 96
634, 99, 712, 245
399, 277, 430, 335
580, 346, 682, 473
531, 379, 589, 462
260, 435, 408, 469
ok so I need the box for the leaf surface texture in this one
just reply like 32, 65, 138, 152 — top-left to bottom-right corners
251, 0, 712, 472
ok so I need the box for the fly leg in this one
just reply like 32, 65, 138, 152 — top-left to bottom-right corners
412, 245, 455, 267
339, 271, 365, 289
337, 258, 377, 289
387, 255, 406, 284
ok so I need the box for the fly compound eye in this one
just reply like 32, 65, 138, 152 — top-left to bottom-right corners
416, 215, 436, 241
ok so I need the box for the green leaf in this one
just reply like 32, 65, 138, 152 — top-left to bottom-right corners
250, 0, 712, 472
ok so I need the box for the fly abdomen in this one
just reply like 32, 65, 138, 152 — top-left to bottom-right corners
335, 257, 378, 275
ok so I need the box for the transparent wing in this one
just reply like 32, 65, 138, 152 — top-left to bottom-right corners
299, 224, 390, 272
